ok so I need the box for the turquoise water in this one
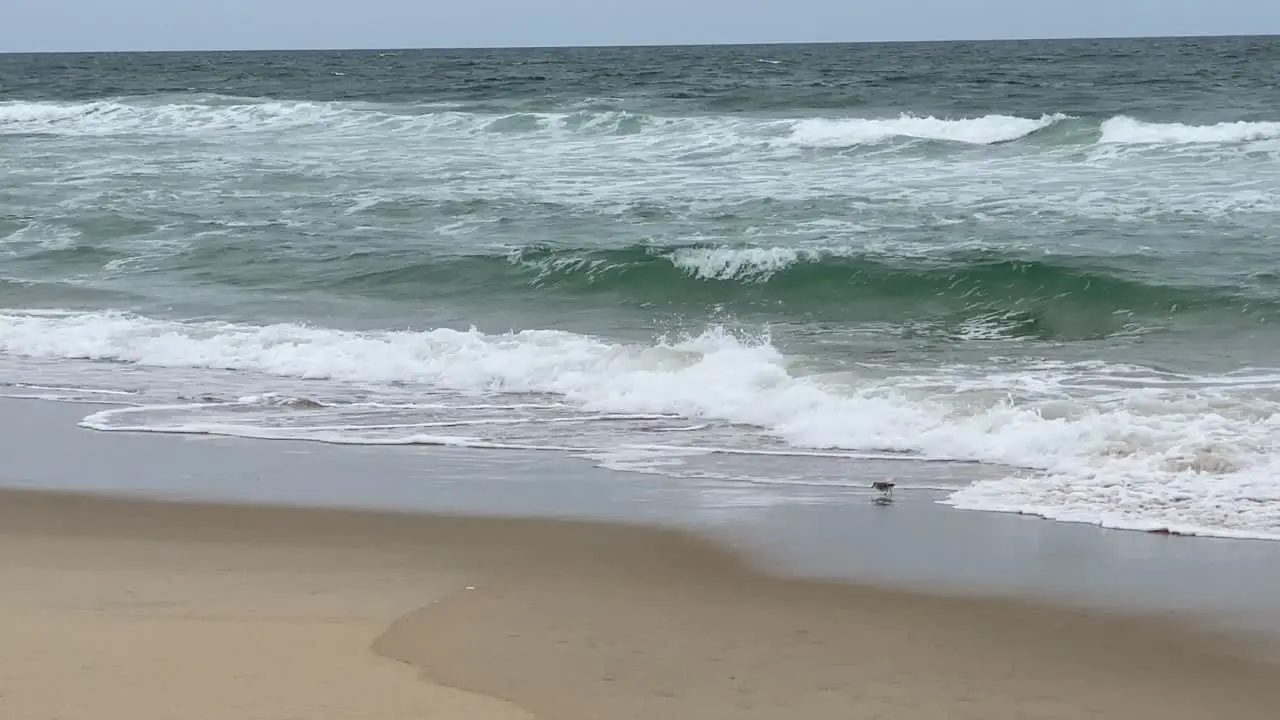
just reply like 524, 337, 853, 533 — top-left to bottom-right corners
3, 37, 1280, 538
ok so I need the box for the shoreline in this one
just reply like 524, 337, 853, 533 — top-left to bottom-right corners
17, 391, 1280, 543
6, 394, 1280, 629
3, 486, 1279, 719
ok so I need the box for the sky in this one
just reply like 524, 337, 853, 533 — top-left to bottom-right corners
3, 0, 1279, 53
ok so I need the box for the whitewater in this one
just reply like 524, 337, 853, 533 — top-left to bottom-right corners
6, 97, 1280, 148
2, 309, 1279, 539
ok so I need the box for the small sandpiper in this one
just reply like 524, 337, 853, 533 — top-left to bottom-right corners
871, 480, 896, 497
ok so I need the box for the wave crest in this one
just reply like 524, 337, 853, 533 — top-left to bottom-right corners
501, 245, 1252, 321
787, 113, 1067, 146
304, 245, 1265, 341
1100, 116, 1280, 144
3, 98, 1062, 147
7, 97, 1278, 151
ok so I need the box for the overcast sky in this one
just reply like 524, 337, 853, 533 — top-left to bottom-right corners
4, 1, 1279, 53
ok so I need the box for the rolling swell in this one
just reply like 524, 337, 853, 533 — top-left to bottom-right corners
325, 246, 1270, 338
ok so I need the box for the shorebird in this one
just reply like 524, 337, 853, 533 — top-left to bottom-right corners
871, 480, 896, 497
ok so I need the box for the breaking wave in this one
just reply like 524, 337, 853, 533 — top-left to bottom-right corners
5, 97, 1275, 150
1100, 117, 1280, 144
315, 245, 1274, 338
2, 308, 1279, 539
787, 113, 1066, 146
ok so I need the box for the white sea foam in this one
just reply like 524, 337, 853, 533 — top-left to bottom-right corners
0, 97, 546, 139
8, 97, 1280, 160
2, 309, 1279, 539
1100, 117, 1280, 144
8, 95, 1280, 176
0, 98, 355, 135
786, 114, 1067, 146
1, 98, 1065, 149
665, 247, 815, 281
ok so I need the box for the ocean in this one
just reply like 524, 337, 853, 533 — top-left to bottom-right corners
2, 37, 1279, 539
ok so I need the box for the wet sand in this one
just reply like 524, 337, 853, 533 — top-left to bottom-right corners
1, 488, 1276, 720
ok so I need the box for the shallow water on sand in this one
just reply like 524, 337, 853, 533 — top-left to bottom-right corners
5, 396, 1280, 641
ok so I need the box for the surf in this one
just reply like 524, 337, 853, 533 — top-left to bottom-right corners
3, 308, 1280, 540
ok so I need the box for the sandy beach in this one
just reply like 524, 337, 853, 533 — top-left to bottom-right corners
1, 488, 1276, 720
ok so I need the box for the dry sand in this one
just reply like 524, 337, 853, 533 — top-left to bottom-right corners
0, 489, 1276, 719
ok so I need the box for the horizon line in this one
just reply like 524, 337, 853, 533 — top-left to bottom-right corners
2, 32, 1276, 56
